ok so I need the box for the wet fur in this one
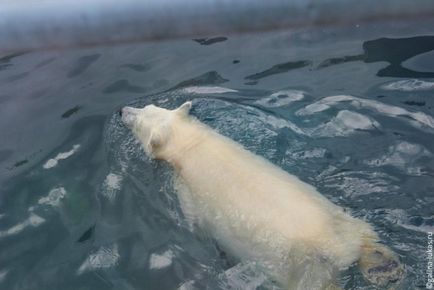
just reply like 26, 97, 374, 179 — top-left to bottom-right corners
122, 102, 405, 289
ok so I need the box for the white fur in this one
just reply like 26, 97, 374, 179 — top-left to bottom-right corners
121, 103, 378, 289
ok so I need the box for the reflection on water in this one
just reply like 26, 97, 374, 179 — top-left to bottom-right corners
61, 105, 82, 119
121, 63, 151, 72
0, 22, 433, 289
67, 54, 101, 78
317, 54, 364, 69
245, 60, 311, 80
172, 71, 229, 90
364, 36, 434, 78
103, 79, 147, 94
193, 37, 228, 46
318, 35, 434, 78
0, 52, 27, 71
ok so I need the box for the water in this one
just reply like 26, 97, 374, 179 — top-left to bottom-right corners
1, 20, 434, 290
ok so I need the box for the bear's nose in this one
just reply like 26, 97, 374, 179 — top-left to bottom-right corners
118, 109, 123, 117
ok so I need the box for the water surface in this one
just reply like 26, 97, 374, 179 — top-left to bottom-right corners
0, 19, 433, 290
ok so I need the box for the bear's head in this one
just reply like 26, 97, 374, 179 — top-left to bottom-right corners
120, 102, 192, 157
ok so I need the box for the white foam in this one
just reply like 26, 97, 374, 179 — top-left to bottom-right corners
0, 213, 45, 238
43, 144, 80, 169
312, 110, 379, 137
183, 86, 237, 94
296, 95, 434, 130
149, 250, 174, 270
77, 244, 119, 274
38, 187, 66, 207
255, 90, 304, 108
381, 79, 434, 91
101, 173, 122, 202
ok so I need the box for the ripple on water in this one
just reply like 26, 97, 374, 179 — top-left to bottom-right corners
321, 171, 399, 198
101, 88, 432, 289
182, 86, 238, 94
101, 173, 123, 202
381, 79, 434, 91
254, 90, 305, 108
149, 249, 175, 270
0, 213, 45, 239
310, 110, 380, 137
43, 144, 80, 169
296, 95, 434, 131
37, 187, 67, 207
384, 208, 434, 234
77, 244, 120, 274
0, 269, 8, 283
364, 141, 432, 176
217, 262, 269, 290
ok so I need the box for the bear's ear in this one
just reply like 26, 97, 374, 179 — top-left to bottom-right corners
176, 101, 192, 116
147, 130, 164, 153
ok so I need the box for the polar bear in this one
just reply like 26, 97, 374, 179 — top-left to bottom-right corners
120, 101, 404, 289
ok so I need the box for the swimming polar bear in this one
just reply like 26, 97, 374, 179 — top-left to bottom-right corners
121, 101, 404, 289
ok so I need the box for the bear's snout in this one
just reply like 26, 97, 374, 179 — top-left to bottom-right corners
120, 106, 139, 127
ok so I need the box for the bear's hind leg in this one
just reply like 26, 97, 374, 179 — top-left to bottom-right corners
358, 239, 405, 288
322, 283, 343, 290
